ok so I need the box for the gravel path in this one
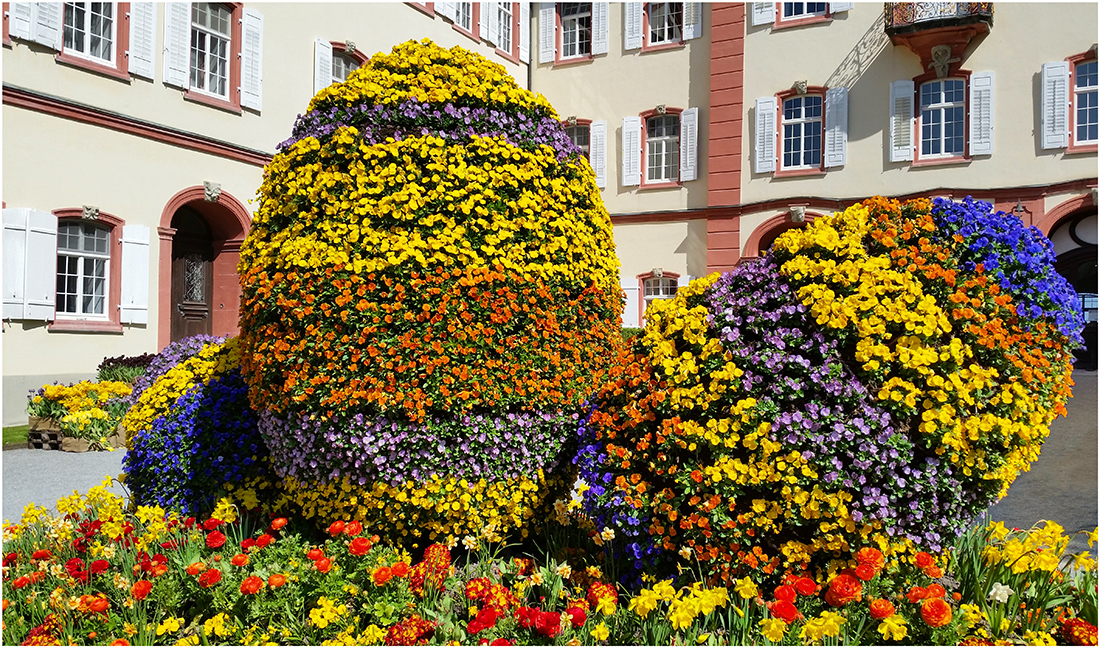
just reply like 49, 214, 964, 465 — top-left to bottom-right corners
2, 446, 126, 523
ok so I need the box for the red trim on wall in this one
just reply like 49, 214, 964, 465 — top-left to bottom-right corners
741, 211, 819, 259
48, 209, 125, 334
641, 2, 686, 52
772, 2, 831, 30
54, 2, 131, 82
493, 2, 522, 65
635, 270, 680, 324
773, 85, 829, 176
157, 186, 252, 350
639, 106, 683, 189
1035, 194, 1097, 236
183, 2, 243, 114
1068, 50, 1099, 155
2, 85, 273, 166
452, 2, 478, 41
407, 1, 435, 18
553, 4, 595, 68
708, 3, 744, 208
331, 41, 369, 67
911, 68, 972, 165
3, 2, 10, 46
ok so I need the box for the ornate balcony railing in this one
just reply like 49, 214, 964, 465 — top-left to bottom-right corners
884, 3, 993, 36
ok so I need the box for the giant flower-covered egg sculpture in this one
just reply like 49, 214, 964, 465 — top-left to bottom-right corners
237, 40, 623, 541
577, 196, 1082, 585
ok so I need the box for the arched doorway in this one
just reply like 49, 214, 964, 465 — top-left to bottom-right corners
742, 212, 818, 259
1047, 205, 1098, 370
158, 186, 251, 348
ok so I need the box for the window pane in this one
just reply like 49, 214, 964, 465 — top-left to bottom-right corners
784, 98, 802, 120
1077, 61, 1098, 88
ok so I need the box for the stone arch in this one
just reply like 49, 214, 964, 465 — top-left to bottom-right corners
742, 211, 821, 259
157, 186, 252, 349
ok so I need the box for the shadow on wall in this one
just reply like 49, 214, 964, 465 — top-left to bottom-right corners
825, 8, 890, 91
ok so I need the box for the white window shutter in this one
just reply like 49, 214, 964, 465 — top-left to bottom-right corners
679, 107, 699, 182
485, 2, 499, 46
683, 2, 702, 39
436, 1, 456, 19
1041, 61, 1070, 150
754, 96, 777, 174
889, 79, 914, 162
622, 116, 642, 187
127, 3, 157, 79
592, 2, 608, 55
314, 39, 333, 94
3, 209, 28, 320
519, 1, 530, 63
163, 2, 191, 89
824, 86, 848, 168
32, 1, 62, 50
479, 2, 491, 41
590, 120, 607, 188
621, 279, 640, 328
829, 2, 854, 12
120, 225, 150, 324
676, 275, 693, 291
538, 3, 555, 63
239, 9, 263, 111
624, 3, 643, 50
9, 3, 34, 41
23, 210, 57, 322
751, 2, 775, 26
969, 70, 994, 156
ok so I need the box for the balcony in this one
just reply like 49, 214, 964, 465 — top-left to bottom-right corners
885, 3, 994, 37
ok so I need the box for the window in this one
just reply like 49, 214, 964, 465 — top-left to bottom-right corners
648, 2, 682, 45
560, 3, 591, 58
56, 221, 110, 318
781, 95, 823, 169
189, 3, 231, 99
566, 124, 590, 155
455, 1, 473, 31
1075, 60, 1098, 145
63, 2, 115, 63
646, 114, 680, 183
643, 276, 678, 310
919, 79, 966, 158
782, 2, 826, 20
332, 52, 359, 83
497, 2, 513, 53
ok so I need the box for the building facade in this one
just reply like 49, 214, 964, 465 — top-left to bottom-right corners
3, 2, 1097, 424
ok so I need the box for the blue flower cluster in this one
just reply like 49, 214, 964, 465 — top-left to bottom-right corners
931, 197, 1085, 344
126, 334, 227, 407
124, 369, 267, 516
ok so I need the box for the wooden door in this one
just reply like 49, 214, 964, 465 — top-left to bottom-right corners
170, 209, 214, 342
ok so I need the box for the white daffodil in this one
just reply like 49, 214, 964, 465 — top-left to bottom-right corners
988, 582, 1014, 603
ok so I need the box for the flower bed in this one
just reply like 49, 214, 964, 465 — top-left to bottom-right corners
1, 484, 1095, 645
26, 381, 132, 451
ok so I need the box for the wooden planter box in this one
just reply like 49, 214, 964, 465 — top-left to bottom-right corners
28, 417, 126, 452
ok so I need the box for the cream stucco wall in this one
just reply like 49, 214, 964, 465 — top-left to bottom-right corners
2, 2, 530, 155
613, 218, 707, 282
740, 3, 1098, 212
530, 4, 712, 216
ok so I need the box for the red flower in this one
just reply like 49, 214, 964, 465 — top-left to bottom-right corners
392, 562, 410, 578
203, 518, 222, 531
515, 606, 538, 629
769, 600, 801, 624
913, 551, 935, 569
926, 583, 946, 599
534, 611, 561, 638
327, 520, 346, 536
374, 566, 393, 586
924, 565, 944, 579
468, 607, 500, 634
855, 547, 885, 572
65, 558, 85, 574
110, 640, 130, 646
349, 537, 372, 556
773, 585, 797, 602
89, 597, 110, 613
920, 598, 952, 628
198, 569, 222, 588
186, 562, 206, 576
269, 518, 288, 531
206, 531, 227, 549
89, 559, 109, 574
306, 548, 325, 561
1063, 618, 1099, 646
31, 550, 52, 561
268, 573, 287, 588
28, 571, 45, 583
854, 564, 877, 581
3, 552, 17, 567
12, 576, 30, 589
130, 580, 152, 600
255, 534, 274, 548
907, 586, 929, 604
241, 538, 256, 551
566, 606, 587, 628
240, 575, 265, 595
345, 520, 363, 536
824, 574, 862, 607
231, 554, 249, 567
793, 577, 817, 596
869, 598, 895, 619
489, 640, 513, 646
315, 557, 332, 574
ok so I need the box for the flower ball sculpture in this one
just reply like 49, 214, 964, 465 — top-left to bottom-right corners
237, 40, 623, 541
577, 196, 1083, 585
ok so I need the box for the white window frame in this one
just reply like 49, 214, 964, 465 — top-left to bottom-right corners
566, 123, 590, 155
780, 94, 823, 170
456, 1, 473, 31
645, 113, 680, 183
781, 2, 827, 20
56, 221, 111, 320
919, 78, 966, 159
63, 1, 116, 64
643, 276, 678, 311
332, 51, 359, 84
189, 2, 232, 100
497, 2, 513, 53
560, 2, 592, 59
1075, 60, 1098, 146
647, 2, 682, 45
